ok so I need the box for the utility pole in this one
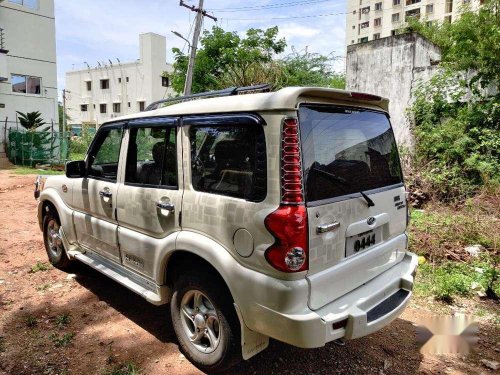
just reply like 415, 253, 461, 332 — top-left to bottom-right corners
180, 0, 217, 96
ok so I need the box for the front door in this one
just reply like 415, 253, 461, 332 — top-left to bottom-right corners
116, 117, 182, 278
72, 123, 124, 263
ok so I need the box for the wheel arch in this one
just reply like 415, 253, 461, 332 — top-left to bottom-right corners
38, 189, 76, 243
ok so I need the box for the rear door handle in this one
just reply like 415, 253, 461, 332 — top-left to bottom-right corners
99, 190, 112, 198
317, 221, 340, 234
156, 202, 175, 212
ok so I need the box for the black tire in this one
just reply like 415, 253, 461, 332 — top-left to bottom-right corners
170, 272, 242, 374
42, 211, 72, 270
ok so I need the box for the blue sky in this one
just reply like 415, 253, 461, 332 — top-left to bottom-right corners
54, 0, 347, 93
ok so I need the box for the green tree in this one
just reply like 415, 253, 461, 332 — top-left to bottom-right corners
16, 111, 46, 132
169, 26, 286, 93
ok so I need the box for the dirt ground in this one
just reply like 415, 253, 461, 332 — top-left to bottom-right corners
0, 169, 498, 375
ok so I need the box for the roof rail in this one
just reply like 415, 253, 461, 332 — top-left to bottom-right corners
145, 83, 271, 111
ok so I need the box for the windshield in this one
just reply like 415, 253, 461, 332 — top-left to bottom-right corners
298, 104, 403, 203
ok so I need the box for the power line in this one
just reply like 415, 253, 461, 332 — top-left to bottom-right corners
206, 0, 336, 12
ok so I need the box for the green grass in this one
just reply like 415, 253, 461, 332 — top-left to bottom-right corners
29, 261, 51, 273
69, 152, 86, 161
49, 332, 75, 347
55, 313, 71, 329
102, 362, 141, 375
25, 316, 37, 328
12, 166, 64, 175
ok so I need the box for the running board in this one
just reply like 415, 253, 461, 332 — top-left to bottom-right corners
73, 250, 170, 306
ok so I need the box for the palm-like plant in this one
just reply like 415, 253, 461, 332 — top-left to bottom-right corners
16, 111, 46, 132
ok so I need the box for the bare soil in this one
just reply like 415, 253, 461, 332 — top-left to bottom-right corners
0, 169, 498, 375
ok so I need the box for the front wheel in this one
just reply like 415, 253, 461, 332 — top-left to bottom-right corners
43, 211, 72, 270
170, 273, 242, 373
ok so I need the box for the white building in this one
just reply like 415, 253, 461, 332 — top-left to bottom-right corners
65, 33, 175, 127
345, 0, 484, 46
0, 0, 58, 150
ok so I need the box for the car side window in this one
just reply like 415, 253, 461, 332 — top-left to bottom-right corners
87, 127, 123, 181
125, 126, 178, 187
189, 124, 266, 201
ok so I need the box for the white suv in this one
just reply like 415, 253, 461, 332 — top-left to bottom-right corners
35, 86, 418, 373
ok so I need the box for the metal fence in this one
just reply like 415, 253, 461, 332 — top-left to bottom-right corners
7, 129, 70, 167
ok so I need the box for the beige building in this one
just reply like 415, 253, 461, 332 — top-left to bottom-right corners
0, 0, 58, 150
345, 0, 484, 46
65, 33, 175, 127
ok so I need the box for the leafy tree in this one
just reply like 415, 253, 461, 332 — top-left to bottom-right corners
408, 0, 500, 200
170, 26, 286, 93
279, 49, 345, 89
16, 111, 46, 132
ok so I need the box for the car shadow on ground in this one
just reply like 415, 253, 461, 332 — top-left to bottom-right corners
70, 263, 425, 375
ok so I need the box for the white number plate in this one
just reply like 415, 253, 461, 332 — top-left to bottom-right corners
345, 227, 382, 258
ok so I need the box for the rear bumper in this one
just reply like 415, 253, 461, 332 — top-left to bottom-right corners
243, 251, 418, 348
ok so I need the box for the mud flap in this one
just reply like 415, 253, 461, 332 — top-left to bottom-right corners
234, 303, 269, 360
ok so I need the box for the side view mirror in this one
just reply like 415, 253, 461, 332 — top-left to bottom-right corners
65, 160, 86, 178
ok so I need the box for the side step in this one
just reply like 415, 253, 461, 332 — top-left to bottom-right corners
73, 250, 170, 306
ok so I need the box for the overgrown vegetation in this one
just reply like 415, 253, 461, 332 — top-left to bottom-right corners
407, 0, 500, 201
168, 25, 345, 94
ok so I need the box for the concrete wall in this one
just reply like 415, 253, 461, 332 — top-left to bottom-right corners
346, 32, 441, 148
65, 33, 175, 127
0, 0, 58, 152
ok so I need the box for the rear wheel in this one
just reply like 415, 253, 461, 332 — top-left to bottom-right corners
170, 273, 241, 373
43, 211, 72, 270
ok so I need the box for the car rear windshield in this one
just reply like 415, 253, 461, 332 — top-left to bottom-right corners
298, 104, 403, 203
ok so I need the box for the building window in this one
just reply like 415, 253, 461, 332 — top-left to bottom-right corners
373, 33, 381, 40
352, 25, 356, 29
11, 74, 41, 95
126, 77, 129, 83
113, 103, 121, 113
360, 21, 369, 28
444, 15, 452, 23
128, 102, 131, 108
8, 0, 38, 9
138, 101, 145, 112
86, 81, 92, 91
375, 2, 383, 10
100, 79, 110, 90
374, 18, 382, 26
405, 8, 421, 20
391, 29, 397, 36
361, 6, 370, 13
405, 0, 420, 5
445, 0, 453, 12
118, 77, 122, 83
80, 104, 88, 112
161, 76, 170, 87
353, 10, 356, 14
463, 0, 470, 3
392, 13, 400, 22
100, 104, 107, 114
393, 0, 401, 5
358, 37, 369, 43
426, 4, 434, 13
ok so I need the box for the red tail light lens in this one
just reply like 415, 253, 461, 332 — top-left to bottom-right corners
264, 205, 308, 272
281, 118, 304, 204
264, 118, 308, 273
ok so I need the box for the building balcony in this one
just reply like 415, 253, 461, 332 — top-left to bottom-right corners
0, 28, 8, 82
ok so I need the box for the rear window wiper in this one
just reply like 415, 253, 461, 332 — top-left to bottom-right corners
310, 164, 375, 207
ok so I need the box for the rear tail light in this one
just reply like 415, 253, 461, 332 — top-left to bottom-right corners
264, 118, 308, 273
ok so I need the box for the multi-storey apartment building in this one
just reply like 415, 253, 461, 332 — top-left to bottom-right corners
65, 33, 175, 127
0, 0, 58, 150
345, 0, 484, 46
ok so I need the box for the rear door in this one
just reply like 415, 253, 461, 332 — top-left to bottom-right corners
115, 117, 182, 278
298, 104, 407, 310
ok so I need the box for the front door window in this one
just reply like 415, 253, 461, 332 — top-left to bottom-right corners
87, 127, 123, 181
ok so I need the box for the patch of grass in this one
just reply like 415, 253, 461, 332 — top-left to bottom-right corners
29, 261, 51, 273
12, 166, 64, 175
102, 362, 141, 375
25, 316, 37, 328
36, 283, 51, 291
55, 313, 71, 329
415, 256, 499, 302
49, 332, 75, 347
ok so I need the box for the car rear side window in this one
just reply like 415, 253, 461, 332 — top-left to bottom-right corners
299, 104, 403, 203
189, 124, 266, 201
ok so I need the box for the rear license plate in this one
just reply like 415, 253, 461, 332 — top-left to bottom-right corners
345, 228, 382, 257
